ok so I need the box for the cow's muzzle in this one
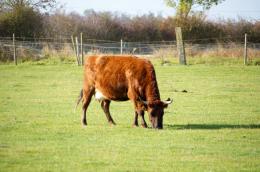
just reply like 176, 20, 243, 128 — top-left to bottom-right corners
151, 118, 163, 129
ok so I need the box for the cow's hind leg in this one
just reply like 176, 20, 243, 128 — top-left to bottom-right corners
101, 100, 116, 125
82, 88, 94, 126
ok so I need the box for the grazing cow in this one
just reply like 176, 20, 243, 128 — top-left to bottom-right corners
75, 55, 172, 129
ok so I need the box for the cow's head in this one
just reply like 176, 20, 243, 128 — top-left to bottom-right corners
139, 98, 173, 129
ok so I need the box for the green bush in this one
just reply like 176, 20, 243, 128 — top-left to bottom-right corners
0, 6, 43, 38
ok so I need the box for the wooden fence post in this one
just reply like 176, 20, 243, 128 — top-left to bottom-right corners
120, 39, 123, 54
244, 33, 248, 65
13, 33, 17, 65
175, 27, 186, 65
71, 35, 79, 65
80, 32, 84, 66
75, 37, 80, 65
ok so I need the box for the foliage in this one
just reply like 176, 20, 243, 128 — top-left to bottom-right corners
0, 0, 56, 11
42, 10, 260, 43
0, 0, 56, 37
0, 2, 259, 43
0, 5, 43, 37
164, 0, 224, 19
0, 63, 259, 171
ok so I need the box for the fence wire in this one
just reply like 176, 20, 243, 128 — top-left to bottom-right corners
0, 37, 260, 62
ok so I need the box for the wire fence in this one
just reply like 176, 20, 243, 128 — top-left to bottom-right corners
0, 36, 260, 64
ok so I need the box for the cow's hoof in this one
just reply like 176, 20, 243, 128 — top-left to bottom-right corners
82, 121, 87, 127
132, 124, 139, 128
109, 121, 116, 126
141, 123, 148, 128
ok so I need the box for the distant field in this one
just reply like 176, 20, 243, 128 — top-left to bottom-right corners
0, 61, 260, 171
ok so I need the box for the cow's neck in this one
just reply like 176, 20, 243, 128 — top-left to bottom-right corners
145, 69, 160, 102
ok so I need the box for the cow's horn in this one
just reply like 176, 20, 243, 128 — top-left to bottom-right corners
162, 98, 173, 104
138, 97, 148, 105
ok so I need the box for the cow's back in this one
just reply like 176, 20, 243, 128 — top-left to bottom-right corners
84, 55, 152, 101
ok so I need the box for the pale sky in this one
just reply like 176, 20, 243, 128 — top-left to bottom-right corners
57, 0, 260, 20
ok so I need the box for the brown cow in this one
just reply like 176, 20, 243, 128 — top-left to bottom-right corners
76, 55, 172, 129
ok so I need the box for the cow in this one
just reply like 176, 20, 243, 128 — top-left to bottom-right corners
75, 55, 172, 129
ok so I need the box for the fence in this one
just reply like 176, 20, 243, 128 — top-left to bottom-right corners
0, 35, 260, 65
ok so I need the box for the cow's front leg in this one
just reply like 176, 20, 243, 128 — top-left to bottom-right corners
140, 112, 148, 128
134, 101, 147, 128
138, 110, 148, 128
132, 111, 139, 127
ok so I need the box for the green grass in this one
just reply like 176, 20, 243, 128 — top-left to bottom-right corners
0, 61, 260, 171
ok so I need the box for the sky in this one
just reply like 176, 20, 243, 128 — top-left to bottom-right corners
57, 0, 260, 20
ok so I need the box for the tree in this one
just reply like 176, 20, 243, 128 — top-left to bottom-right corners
0, 5, 44, 37
0, 0, 56, 37
0, 0, 56, 11
164, 0, 224, 19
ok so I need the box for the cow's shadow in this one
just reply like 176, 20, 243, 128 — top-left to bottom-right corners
164, 124, 260, 130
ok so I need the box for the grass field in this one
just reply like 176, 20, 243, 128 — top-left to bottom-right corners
0, 60, 260, 171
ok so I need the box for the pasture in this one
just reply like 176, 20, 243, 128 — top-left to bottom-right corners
0, 60, 260, 171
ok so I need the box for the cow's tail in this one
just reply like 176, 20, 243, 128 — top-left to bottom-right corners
74, 89, 83, 113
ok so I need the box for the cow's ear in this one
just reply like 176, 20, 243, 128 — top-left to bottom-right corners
162, 103, 169, 108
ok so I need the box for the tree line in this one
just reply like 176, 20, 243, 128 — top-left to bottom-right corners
0, 0, 259, 43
